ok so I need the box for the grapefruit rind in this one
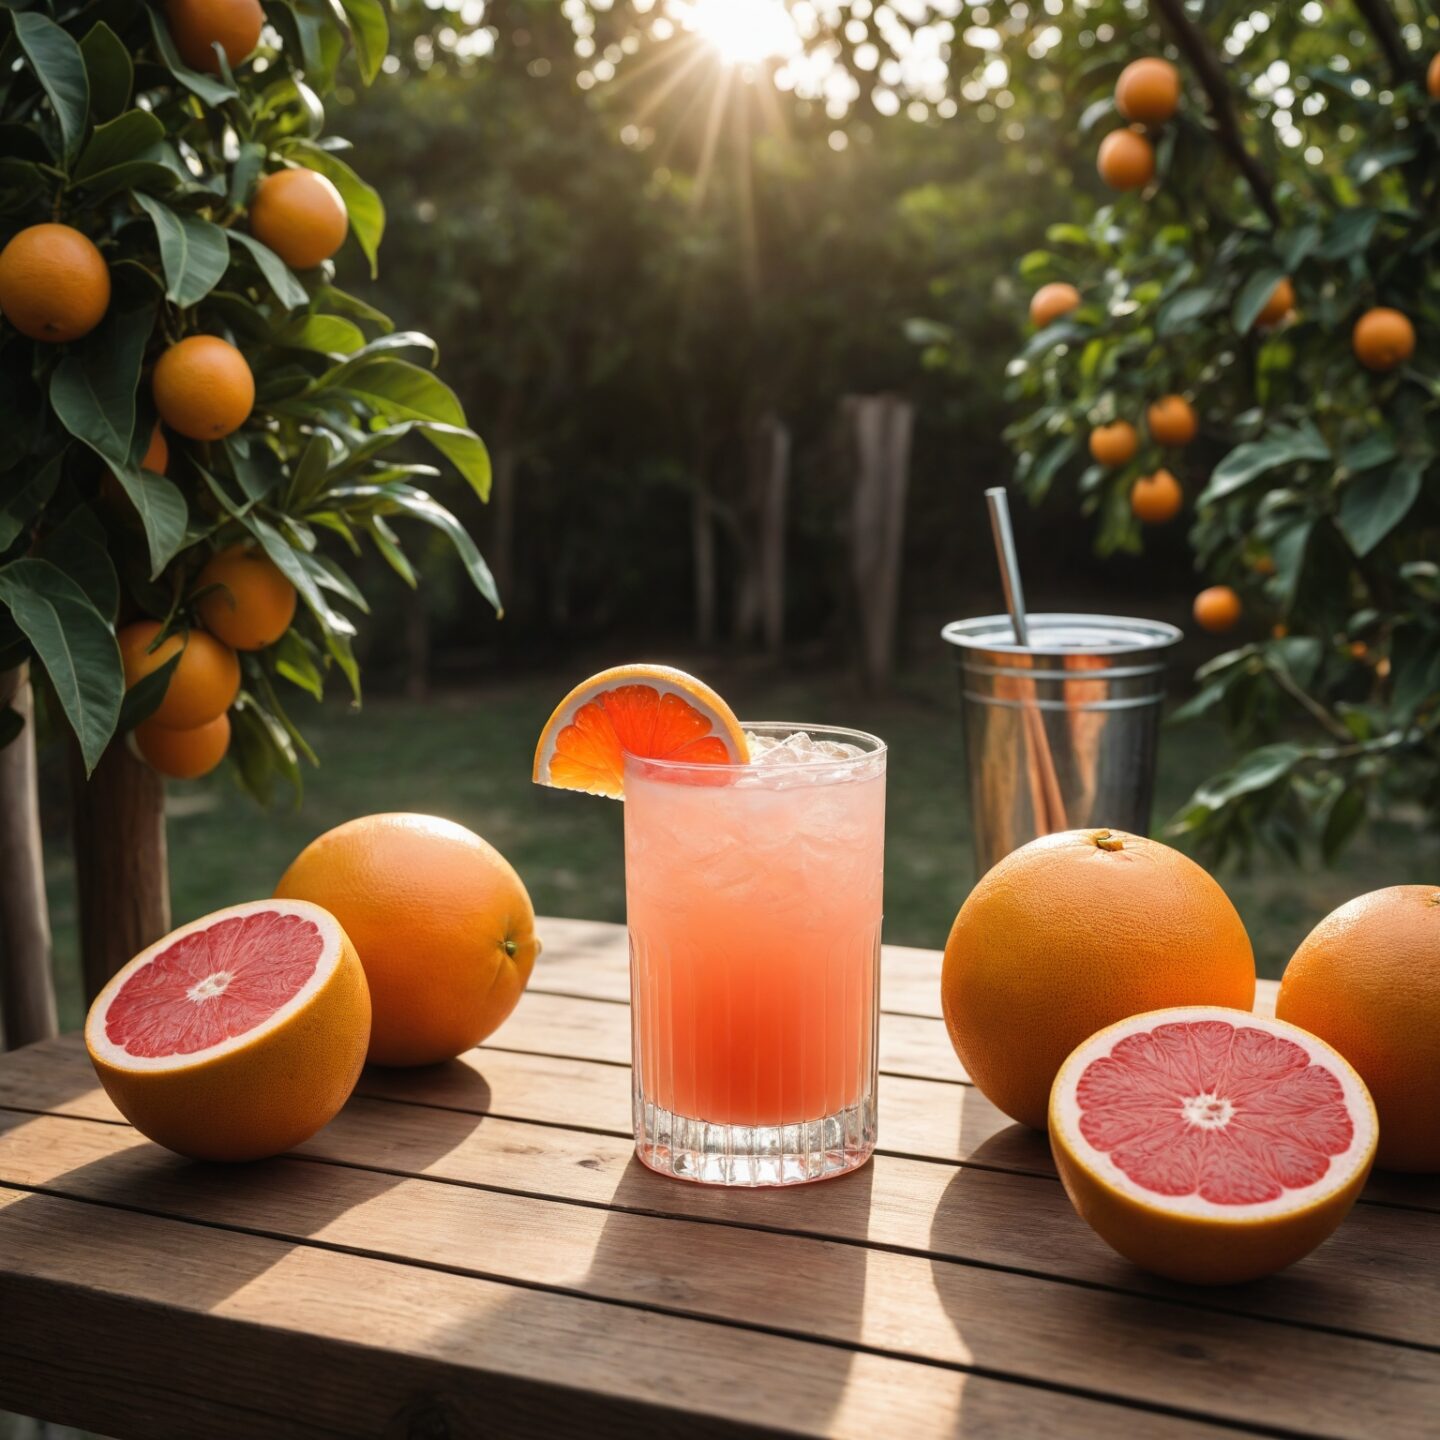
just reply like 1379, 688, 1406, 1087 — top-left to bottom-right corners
1049, 1006, 1377, 1285
532, 663, 749, 800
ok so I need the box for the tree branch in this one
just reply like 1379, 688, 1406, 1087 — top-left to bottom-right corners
1149, 0, 1280, 227
1350, 0, 1415, 85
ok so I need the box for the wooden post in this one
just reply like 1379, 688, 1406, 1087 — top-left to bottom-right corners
0, 664, 57, 1049
70, 734, 170, 1002
846, 394, 914, 694
733, 411, 790, 655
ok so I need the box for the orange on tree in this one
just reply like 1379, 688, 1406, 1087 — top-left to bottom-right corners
1029, 282, 1081, 330
1352, 307, 1414, 372
195, 544, 298, 651
1277, 886, 1440, 1173
1097, 128, 1155, 191
940, 828, 1255, 1130
1429, 53, 1440, 100
249, 168, 349, 271
1255, 276, 1294, 329
275, 813, 541, 1067
1130, 468, 1183, 525
118, 620, 240, 729
141, 425, 169, 475
85, 899, 370, 1161
1088, 419, 1138, 468
134, 713, 231, 780
1115, 58, 1180, 124
0, 223, 110, 343
152, 335, 255, 440
164, 0, 264, 75
1194, 585, 1242, 633
1146, 394, 1197, 447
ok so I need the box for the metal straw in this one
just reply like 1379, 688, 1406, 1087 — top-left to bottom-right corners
985, 488, 1029, 647
984, 487, 1067, 833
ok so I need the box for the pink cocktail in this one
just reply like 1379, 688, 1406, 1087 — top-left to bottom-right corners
624, 723, 885, 1185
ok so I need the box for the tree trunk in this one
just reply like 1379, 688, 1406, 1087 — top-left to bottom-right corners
691, 471, 717, 648
846, 394, 915, 694
733, 411, 790, 655
0, 664, 57, 1049
70, 735, 170, 1002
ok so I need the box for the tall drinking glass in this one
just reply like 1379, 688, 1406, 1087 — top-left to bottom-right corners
624, 723, 886, 1186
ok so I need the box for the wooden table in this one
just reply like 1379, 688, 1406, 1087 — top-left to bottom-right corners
0, 917, 1435, 1439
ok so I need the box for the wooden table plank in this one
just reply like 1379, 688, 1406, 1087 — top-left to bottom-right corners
2, 1113, 1434, 1440
4, 1185, 1187, 1440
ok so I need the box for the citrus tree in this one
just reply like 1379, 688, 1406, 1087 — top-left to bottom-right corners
0, 0, 496, 995
996, 0, 1440, 864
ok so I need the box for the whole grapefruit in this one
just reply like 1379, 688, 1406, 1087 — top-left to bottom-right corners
941, 829, 1255, 1130
275, 813, 541, 1066
1276, 886, 1440, 1172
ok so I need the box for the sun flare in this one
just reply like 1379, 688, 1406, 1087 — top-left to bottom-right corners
676, 0, 802, 67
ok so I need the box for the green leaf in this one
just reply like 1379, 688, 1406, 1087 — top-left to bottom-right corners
1199, 424, 1331, 505
1337, 432, 1396, 474
334, 357, 463, 425
73, 109, 162, 180
338, 0, 389, 84
315, 285, 394, 333
1276, 223, 1320, 273
49, 306, 152, 471
1193, 743, 1306, 808
14, 12, 89, 162
1350, 142, 1416, 185
280, 142, 384, 275
1321, 785, 1367, 864
416, 423, 492, 501
270, 628, 325, 699
242, 515, 357, 636
1336, 458, 1424, 557
1317, 208, 1379, 261
273, 313, 366, 355
366, 515, 415, 587
329, 482, 500, 613
1232, 268, 1286, 335
147, 6, 237, 105
0, 454, 62, 553
1157, 287, 1221, 336
0, 557, 122, 774
115, 470, 190, 579
37, 504, 119, 621
133, 193, 229, 308
227, 231, 309, 309
80, 23, 132, 124
117, 650, 181, 732
69, 144, 184, 201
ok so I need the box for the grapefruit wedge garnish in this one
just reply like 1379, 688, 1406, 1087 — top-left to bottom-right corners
533, 663, 748, 799
1049, 1006, 1377, 1285
85, 899, 371, 1162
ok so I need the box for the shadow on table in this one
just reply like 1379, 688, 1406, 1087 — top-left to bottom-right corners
0, 1058, 491, 1316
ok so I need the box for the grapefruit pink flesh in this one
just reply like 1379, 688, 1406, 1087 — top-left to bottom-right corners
105, 909, 324, 1058
1049, 1007, 1376, 1284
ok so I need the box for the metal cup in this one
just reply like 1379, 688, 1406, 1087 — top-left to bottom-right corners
941, 613, 1183, 877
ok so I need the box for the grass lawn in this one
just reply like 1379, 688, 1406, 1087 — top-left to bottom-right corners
41, 659, 1440, 1029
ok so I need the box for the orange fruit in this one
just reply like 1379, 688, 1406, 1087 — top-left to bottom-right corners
1193, 585, 1241, 633
1146, 394, 1197, 447
1277, 886, 1440, 1173
141, 424, 169, 474
1130, 468, 1183, 525
1272, 622, 1289, 639
1352, 307, 1414, 372
0, 223, 110, 343
195, 543, 298, 650
1255, 277, 1294, 329
1251, 553, 1277, 577
1429, 53, 1440, 100
86, 899, 370, 1161
164, 0, 263, 74
249, 168, 349, 270
153, 335, 254, 441
1029, 282, 1081, 329
1115, 58, 1180, 124
275, 814, 541, 1067
1050, 1007, 1376, 1284
533, 663, 748, 799
134, 713, 230, 780
941, 828, 1256, 1130
118, 620, 240, 729
1097, 128, 1155, 191
1088, 420, 1138, 468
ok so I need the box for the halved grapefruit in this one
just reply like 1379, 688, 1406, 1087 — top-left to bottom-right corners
1049, 1007, 1377, 1285
533, 664, 748, 799
85, 899, 371, 1162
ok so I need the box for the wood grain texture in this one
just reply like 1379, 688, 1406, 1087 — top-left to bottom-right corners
4, 1113, 1435, 1440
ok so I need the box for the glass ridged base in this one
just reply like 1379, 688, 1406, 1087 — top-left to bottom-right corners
634, 1093, 876, 1186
